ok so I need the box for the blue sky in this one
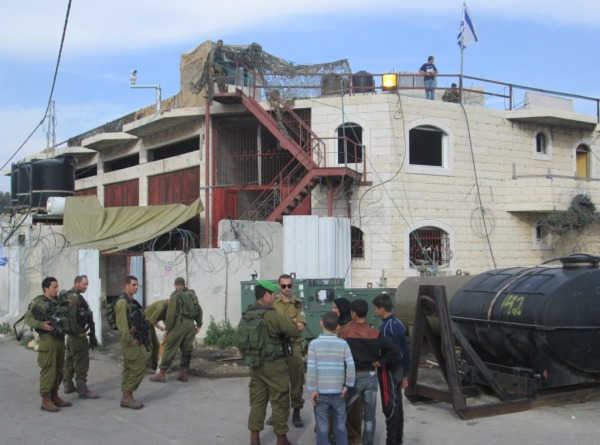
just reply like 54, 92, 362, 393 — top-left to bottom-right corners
1, 0, 599, 192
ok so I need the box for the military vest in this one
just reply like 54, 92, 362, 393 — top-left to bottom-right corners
237, 306, 284, 368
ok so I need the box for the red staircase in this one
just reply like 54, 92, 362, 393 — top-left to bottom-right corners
212, 68, 362, 222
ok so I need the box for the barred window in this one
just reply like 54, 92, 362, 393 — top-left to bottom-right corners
337, 123, 363, 164
409, 226, 452, 268
351, 226, 364, 259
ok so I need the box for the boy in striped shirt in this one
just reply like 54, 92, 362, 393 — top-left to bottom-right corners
307, 311, 356, 445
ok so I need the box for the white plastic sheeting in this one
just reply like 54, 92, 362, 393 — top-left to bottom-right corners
282, 215, 352, 287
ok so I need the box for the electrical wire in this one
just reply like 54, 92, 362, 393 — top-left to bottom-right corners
0, 0, 73, 172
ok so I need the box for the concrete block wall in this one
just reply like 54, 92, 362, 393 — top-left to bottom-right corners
304, 92, 600, 287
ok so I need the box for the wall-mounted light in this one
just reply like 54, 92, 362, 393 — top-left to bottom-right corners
382, 73, 398, 92
130, 69, 162, 112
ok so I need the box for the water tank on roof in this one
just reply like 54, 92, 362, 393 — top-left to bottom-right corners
10, 164, 19, 206
14, 157, 75, 209
16, 163, 32, 206
46, 196, 66, 215
352, 71, 374, 94
29, 157, 75, 209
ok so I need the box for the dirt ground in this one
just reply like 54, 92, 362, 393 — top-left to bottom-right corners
101, 321, 248, 378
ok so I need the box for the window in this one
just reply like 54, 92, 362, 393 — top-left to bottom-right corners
576, 144, 590, 178
409, 226, 451, 268
409, 125, 445, 167
351, 226, 364, 259
536, 132, 547, 154
533, 222, 551, 250
337, 123, 363, 164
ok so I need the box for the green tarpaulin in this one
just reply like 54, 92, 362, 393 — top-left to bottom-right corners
63, 196, 204, 253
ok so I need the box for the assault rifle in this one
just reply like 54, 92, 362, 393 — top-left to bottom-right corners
130, 308, 151, 352
279, 334, 292, 358
78, 295, 97, 350
85, 311, 98, 350
31, 305, 65, 337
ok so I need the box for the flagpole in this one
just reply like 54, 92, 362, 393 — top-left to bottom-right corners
459, 2, 465, 104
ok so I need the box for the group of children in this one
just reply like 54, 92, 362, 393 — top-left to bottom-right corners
306, 294, 409, 445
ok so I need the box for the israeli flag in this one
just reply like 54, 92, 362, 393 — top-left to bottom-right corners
457, 3, 479, 49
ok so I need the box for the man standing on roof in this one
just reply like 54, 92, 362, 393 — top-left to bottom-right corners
419, 56, 438, 100
209, 39, 228, 93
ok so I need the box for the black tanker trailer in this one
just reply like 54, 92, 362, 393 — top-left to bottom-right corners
397, 254, 600, 418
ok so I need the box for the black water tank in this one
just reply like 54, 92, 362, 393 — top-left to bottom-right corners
352, 71, 374, 94
449, 254, 600, 389
16, 163, 32, 206
29, 157, 75, 209
10, 164, 19, 206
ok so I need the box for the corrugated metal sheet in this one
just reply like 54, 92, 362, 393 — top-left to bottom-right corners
104, 179, 139, 207
283, 215, 352, 286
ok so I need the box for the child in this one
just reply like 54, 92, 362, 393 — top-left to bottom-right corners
373, 293, 410, 445
307, 311, 356, 445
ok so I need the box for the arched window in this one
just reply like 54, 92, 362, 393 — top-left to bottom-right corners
351, 226, 364, 259
536, 132, 547, 154
337, 123, 363, 164
409, 125, 447, 167
576, 144, 590, 178
409, 226, 451, 268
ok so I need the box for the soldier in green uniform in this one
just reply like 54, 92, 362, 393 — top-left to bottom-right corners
115, 275, 151, 409
151, 277, 203, 383
268, 273, 307, 428
209, 39, 228, 93
144, 298, 169, 374
63, 275, 100, 399
24, 276, 73, 412
239, 280, 300, 445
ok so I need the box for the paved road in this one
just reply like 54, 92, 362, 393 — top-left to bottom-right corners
1, 336, 599, 445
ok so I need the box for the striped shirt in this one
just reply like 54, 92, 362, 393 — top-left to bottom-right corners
307, 333, 355, 394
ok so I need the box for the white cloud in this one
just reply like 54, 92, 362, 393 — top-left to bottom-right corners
1, 1, 598, 60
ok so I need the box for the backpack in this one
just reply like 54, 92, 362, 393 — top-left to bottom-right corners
179, 289, 200, 319
106, 296, 124, 330
236, 306, 282, 367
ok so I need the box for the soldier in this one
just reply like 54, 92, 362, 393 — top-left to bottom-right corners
238, 280, 300, 445
63, 275, 99, 399
151, 277, 202, 383
144, 298, 169, 374
209, 39, 228, 93
267, 274, 307, 428
25, 277, 73, 412
115, 275, 151, 409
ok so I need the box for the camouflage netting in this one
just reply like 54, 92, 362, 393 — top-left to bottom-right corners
183, 41, 351, 102
543, 194, 600, 235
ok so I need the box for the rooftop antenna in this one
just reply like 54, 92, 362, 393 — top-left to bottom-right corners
45, 100, 56, 157
130, 70, 162, 112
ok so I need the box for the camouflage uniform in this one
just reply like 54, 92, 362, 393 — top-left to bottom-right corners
273, 294, 307, 411
247, 304, 300, 435
115, 294, 150, 393
63, 288, 94, 395
159, 288, 203, 371
144, 299, 169, 370
25, 295, 68, 397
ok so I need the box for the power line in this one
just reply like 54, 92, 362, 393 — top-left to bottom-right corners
0, 0, 73, 172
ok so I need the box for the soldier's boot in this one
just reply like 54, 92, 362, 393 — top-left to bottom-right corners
63, 379, 76, 394
50, 390, 72, 408
275, 434, 295, 445
120, 391, 143, 409
76, 380, 100, 399
176, 367, 189, 382
292, 409, 304, 428
40, 394, 59, 412
150, 369, 167, 383
250, 431, 261, 445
